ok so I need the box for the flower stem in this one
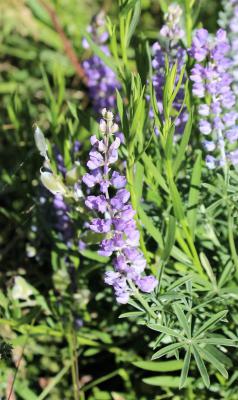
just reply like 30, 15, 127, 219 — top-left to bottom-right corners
128, 280, 157, 320
68, 329, 80, 400
228, 206, 238, 275
126, 159, 150, 262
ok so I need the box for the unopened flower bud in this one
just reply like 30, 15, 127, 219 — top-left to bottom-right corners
100, 119, 107, 133
111, 123, 119, 134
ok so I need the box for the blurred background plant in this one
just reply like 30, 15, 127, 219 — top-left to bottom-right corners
1, 0, 238, 399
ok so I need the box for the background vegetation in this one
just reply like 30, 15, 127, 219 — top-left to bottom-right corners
1, 1, 235, 399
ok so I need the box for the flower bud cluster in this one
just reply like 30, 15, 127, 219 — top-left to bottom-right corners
83, 109, 158, 304
190, 28, 238, 168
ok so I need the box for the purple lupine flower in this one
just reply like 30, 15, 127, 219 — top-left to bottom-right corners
82, 12, 121, 114
83, 109, 158, 304
219, 0, 238, 95
52, 142, 82, 245
190, 28, 238, 168
152, 4, 188, 136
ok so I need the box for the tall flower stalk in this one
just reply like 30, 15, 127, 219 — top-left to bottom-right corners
152, 3, 187, 136
83, 109, 158, 304
219, 0, 238, 96
82, 12, 121, 114
190, 28, 238, 170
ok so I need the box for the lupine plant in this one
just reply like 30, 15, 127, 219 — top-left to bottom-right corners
2, 1, 238, 399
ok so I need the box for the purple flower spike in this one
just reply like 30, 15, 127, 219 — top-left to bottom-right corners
83, 109, 158, 304
152, 3, 187, 137
82, 12, 121, 114
190, 27, 238, 168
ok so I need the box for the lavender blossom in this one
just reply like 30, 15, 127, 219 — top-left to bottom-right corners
190, 28, 238, 168
53, 141, 82, 244
219, 0, 238, 96
83, 110, 158, 304
82, 12, 120, 114
152, 3, 188, 135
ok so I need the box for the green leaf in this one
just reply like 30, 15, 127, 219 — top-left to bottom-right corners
168, 177, 185, 222
133, 360, 183, 372
143, 375, 191, 388
200, 252, 217, 286
199, 338, 236, 346
148, 323, 183, 339
138, 206, 163, 248
142, 153, 168, 193
127, 0, 141, 45
119, 311, 145, 319
162, 215, 176, 261
180, 347, 191, 389
192, 345, 210, 388
173, 110, 193, 175
170, 246, 193, 267
79, 249, 109, 263
134, 161, 144, 206
194, 310, 228, 338
14, 381, 38, 400
218, 261, 234, 288
199, 347, 228, 379
187, 150, 202, 237
173, 303, 190, 338
116, 89, 129, 140
152, 342, 184, 360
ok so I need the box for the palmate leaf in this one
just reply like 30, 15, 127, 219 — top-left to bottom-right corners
152, 342, 184, 360
194, 310, 228, 338
180, 346, 191, 389
198, 337, 236, 346
133, 360, 183, 372
143, 375, 192, 388
192, 345, 210, 388
173, 303, 191, 338
148, 323, 184, 340
199, 346, 228, 379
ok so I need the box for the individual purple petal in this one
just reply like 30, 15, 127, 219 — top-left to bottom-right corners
199, 120, 212, 135
136, 275, 158, 293
85, 195, 108, 213
111, 171, 126, 188
89, 218, 111, 233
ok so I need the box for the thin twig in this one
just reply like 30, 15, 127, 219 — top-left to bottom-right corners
7, 337, 28, 400
38, 0, 87, 85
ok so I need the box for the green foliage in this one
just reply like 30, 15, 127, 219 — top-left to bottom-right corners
1, 0, 237, 399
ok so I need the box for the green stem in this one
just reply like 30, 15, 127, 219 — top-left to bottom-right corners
228, 206, 238, 275
81, 370, 120, 392
128, 280, 157, 320
68, 329, 80, 400
184, 0, 193, 47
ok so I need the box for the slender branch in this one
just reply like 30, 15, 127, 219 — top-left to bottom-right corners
38, 0, 87, 85
7, 337, 28, 400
